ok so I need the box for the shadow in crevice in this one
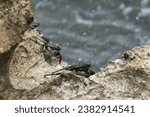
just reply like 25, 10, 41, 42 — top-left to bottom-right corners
0, 45, 17, 99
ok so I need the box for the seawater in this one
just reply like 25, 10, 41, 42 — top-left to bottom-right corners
31, 0, 150, 71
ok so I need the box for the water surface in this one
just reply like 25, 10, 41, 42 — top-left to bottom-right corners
31, 0, 150, 71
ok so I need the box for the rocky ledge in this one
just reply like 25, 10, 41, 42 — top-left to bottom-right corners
0, 0, 150, 100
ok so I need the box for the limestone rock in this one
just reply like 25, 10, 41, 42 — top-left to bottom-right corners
9, 29, 64, 90
12, 45, 150, 100
89, 45, 150, 99
1, 0, 150, 100
0, 0, 33, 53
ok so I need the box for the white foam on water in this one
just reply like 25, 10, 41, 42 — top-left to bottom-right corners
122, 6, 133, 16
139, 8, 150, 16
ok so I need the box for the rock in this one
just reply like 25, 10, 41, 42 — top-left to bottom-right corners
0, 0, 150, 100
90, 45, 150, 99
0, 0, 33, 53
9, 29, 64, 90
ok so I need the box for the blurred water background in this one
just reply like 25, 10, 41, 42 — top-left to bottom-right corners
31, 0, 150, 71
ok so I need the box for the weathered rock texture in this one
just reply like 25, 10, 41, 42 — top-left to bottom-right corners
0, 0, 150, 100
0, 0, 33, 53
